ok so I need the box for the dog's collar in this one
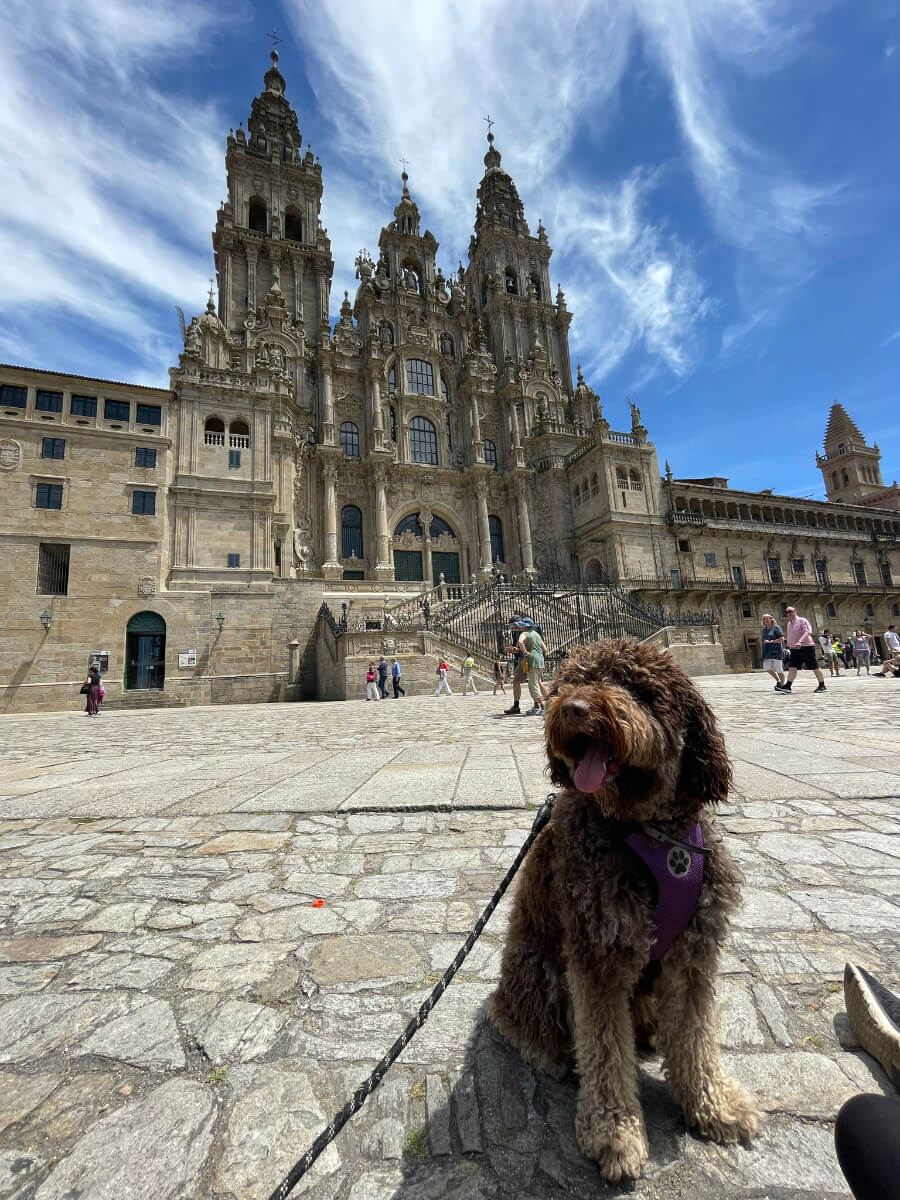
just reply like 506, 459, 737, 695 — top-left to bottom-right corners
643, 824, 710, 858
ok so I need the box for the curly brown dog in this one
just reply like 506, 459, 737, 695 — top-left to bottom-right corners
490, 639, 762, 1182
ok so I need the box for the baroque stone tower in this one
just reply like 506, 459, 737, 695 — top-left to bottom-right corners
817, 403, 886, 505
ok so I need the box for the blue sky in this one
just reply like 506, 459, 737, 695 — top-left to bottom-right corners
2, 0, 899, 500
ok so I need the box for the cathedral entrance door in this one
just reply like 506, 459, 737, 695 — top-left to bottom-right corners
394, 550, 423, 581
432, 552, 460, 585
125, 611, 166, 690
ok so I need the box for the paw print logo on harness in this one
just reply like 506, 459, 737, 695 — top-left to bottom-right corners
666, 846, 692, 878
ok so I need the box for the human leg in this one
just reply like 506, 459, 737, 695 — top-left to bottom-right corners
835, 1093, 900, 1200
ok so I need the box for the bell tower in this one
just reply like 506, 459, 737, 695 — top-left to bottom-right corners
465, 129, 573, 392
817, 403, 886, 504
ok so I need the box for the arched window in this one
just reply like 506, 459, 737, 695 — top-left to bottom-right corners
401, 265, 420, 293
410, 416, 438, 464
204, 416, 225, 446
429, 515, 455, 538
229, 419, 250, 449
388, 365, 397, 394
406, 358, 435, 395
832, 471, 838, 489
341, 505, 363, 559
505, 268, 518, 295
629, 468, 642, 491
395, 514, 424, 537
340, 421, 359, 458
591, 473, 599, 496
616, 467, 628, 490
483, 439, 497, 469
529, 272, 542, 300
489, 515, 505, 562
248, 197, 267, 234
481, 279, 488, 307
842, 470, 849, 486
389, 405, 397, 443
283, 207, 303, 241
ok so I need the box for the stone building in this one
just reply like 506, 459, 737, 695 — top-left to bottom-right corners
1, 53, 898, 710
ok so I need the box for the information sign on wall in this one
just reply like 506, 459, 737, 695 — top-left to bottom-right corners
88, 651, 110, 672
178, 650, 197, 668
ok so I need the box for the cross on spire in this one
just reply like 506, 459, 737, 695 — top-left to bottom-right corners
484, 113, 495, 138
399, 156, 409, 174
266, 28, 282, 47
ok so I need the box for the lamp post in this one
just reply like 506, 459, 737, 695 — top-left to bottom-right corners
39, 611, 52, 632
215, 612, 225, 632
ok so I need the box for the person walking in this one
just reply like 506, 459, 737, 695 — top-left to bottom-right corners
776, 606, 827, 694
502, 616, 546, 715
390, 657, 405, 698
377, 655, 389, 699
434, 658, 453, 696
492, 655, 507, 695
461, 654, 478, 695
842, 636, 855, 671
365, 663, 380, 701
82, 661, 102, 716
852, 630, 872, 676
761, 614, 787, 687
819, 629, 842, 677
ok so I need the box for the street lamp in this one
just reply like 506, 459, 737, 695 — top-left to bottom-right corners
39, 610, 52, 632
215, 612, 225, 631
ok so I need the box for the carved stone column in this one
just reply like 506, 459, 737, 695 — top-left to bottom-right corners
321, 463, 342, 579
245, 245, 258, 314
475, 479, 493, 576
516, 483, 535, 574
320, 360, 335, 446
419, 507, 433, 586
317, 268, 329, 326
367, 364, 384, 451
291, 253, 304, 323
470, 392, 484, 463
372, 462, 393, 580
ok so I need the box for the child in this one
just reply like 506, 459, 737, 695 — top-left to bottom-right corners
434, 659, 452, 696
492, 655, 506, 695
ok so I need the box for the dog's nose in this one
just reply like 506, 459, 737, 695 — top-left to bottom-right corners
561, 697, 590, 724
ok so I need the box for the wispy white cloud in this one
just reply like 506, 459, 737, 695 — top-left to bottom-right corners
0, 0, 237, 376
283, 0, 844, 383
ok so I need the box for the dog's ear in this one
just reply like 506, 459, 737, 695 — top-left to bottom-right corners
675, 682, 731, 806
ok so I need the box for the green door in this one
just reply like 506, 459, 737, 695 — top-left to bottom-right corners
432, 552, 460, 584
394, 550, 423, 581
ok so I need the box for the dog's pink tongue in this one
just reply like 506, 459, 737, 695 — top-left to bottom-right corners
574, 746, 608, 794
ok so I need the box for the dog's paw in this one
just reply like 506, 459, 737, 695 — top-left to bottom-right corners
688, 1078, 763, 1144
576, 1108, 649, 1182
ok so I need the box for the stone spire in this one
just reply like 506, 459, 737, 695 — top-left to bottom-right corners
823, 402, 865, 451
246, 48, 301, 155
818, 402, 885, 503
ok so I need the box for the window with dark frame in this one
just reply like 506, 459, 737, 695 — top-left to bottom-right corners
768, 557, 782, 583
489, 515, 504, 562
409, 416, 438, 464
131, 490, 156, 515
35, 483, 63, 510
880, 562, 893, 587
406, 359, 435, 396
678, 539, 690, 552
341, 505, 364, 560
741, 601, 752, 618
0, 384, 27, 408
779, 602, 788, 618
227, 553, 240, 568
865, 602, 875, 617
135, 447, 157, 468
70, 394, 97, 417
41, 438, 65, 460
37, 543, 69, 595
483, 439, 497, 469
853, 560, 867, 586
339, 421, 360, 457
704, 552, 716, 568
35, 390, 63, 413
104, 399, 130, 422
136, 404, 161, 426
826, 602, 837, 617
228, 449, 241, 468
792, 558, 805, 573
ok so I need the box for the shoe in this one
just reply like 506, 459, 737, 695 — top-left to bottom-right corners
525, 705, 542, 715
503, 704, 521, 715
774, 683, 790, 692
843, 963, 900, 1088
814, 683, 827, 693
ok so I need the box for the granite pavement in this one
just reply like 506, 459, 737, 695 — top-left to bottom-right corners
0, 673, 898, 1198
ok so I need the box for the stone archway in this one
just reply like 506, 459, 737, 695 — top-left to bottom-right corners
124, 611, 166, 690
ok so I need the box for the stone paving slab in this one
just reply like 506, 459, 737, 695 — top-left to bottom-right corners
0, 674, 897, 1197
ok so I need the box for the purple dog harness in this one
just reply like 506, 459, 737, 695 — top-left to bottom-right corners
625, 823, 705, 960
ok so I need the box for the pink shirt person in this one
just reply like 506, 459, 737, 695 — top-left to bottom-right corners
786, 615, 816, 650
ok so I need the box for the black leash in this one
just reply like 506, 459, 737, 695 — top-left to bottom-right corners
266, 793, 556, 1200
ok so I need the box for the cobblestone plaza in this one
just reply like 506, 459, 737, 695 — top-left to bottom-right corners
0, 674, 898, 1198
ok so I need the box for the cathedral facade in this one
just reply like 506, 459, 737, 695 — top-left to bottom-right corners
1, 53, 898, 711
